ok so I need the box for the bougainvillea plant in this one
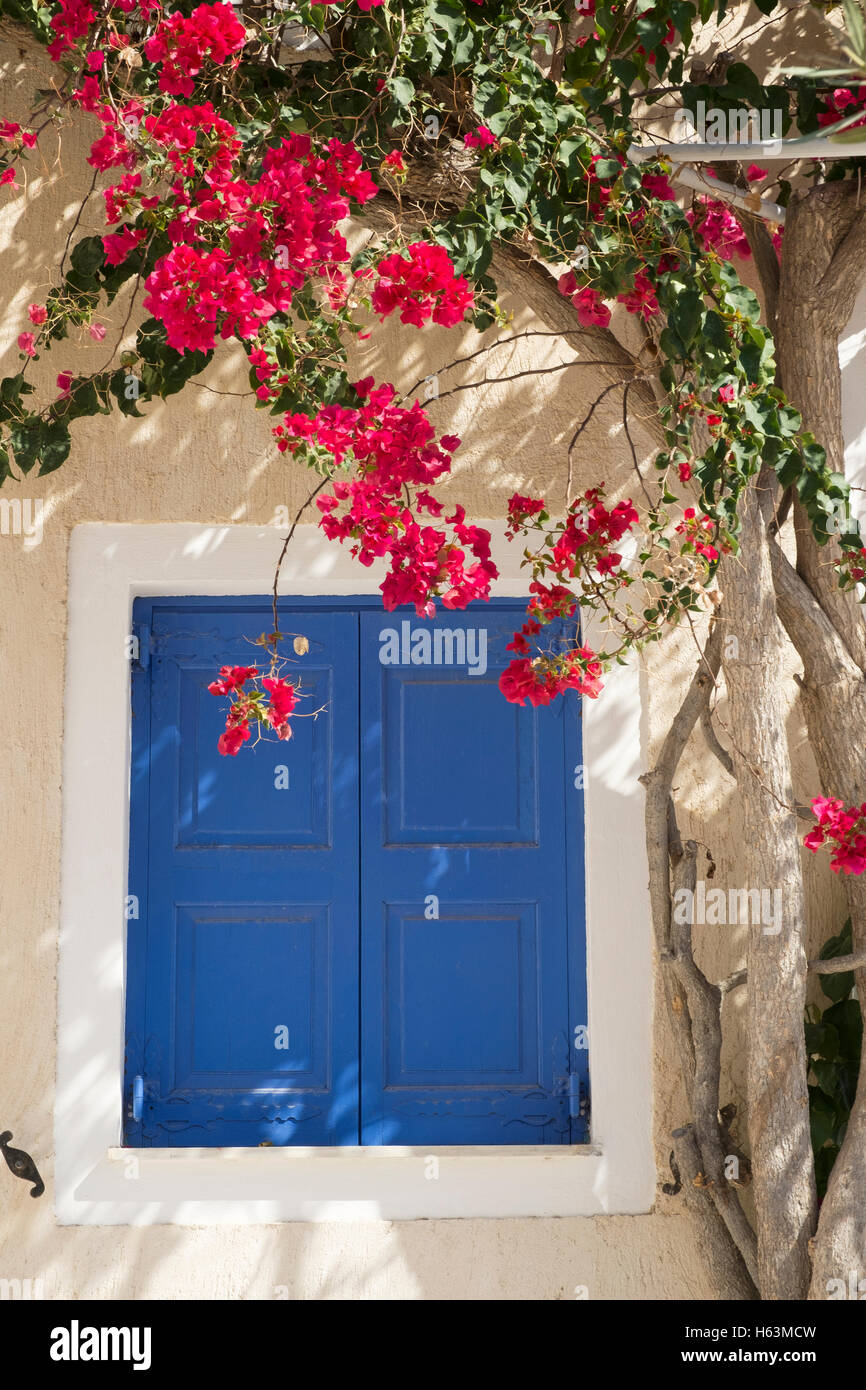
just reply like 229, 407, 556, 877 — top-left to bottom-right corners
2, 0, 863, 758
3, 0, 866, 1299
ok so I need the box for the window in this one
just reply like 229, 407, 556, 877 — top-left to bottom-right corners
56, 524, 653, 1223
123, 597, 588, 1148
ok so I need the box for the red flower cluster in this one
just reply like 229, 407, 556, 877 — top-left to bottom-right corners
47, 0, 160, 61
371, 242, 474, 328
557, 272, 610, 327
208, 664, 258, 695
641, 171, 676, 202
835, 545, 866, 588
275, 383, 496, 616
804, 798, 866, 875
817, 86, 866, 132
498, 486, 641, 708
143, 2, 247, 97
500, 645, 604, 707
464, 125, 499, 150
137, 126, 376, 353
616, 271, 658, 319
675, 507, 722, 564
506, 494, 547, 535
509, 487, 639, 582
0, 120, 37, 148
208, 665, 297, 755
688, 197, 751, 261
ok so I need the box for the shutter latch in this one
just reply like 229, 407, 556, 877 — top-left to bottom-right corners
132, 621, 151, 670
0, 1130, 44, 1198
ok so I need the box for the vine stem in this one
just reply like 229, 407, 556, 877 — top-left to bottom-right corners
270, 472, 333, 669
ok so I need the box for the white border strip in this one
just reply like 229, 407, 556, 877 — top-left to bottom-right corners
55, 523, 654, 1224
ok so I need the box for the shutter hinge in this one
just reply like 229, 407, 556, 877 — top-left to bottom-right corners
132, 621, 151, 670
131, 1075, 144, 1122
564, 1074, 590, 1121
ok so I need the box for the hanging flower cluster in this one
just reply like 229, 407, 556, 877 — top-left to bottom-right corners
498, 487, 641, 706
804, 798, 866, 875
274, 380, 497, 617
208, 664, 298, 755
688, 197, 752, 261
674, 507, 726, 565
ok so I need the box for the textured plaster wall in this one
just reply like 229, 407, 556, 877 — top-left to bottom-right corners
0, 23, 849, 1301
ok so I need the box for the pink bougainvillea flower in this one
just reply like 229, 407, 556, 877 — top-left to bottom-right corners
641, 171, 676, 201
382, 150, 406, 172
717, 384, 736, 402
573, 285, 611, 327
217, 723, 250, 756
56, 372, 73, 396
88, 322, 107, 341
617, 272, 658, 319
102, 225, 147, 266
262, 675, 297, 736
817, 86, 866, 132
557, 274, 610, 327
464, 125, 499, 150
0, 166, 18, 186
28, 304, 47, 325
208, 665, 259, 696
804, 797, 866, 874
746, 164, 767, 182
17, 331, 37, 356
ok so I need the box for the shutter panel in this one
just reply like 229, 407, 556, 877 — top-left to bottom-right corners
124, 600, 360, 1147
359, 607, 587, 1145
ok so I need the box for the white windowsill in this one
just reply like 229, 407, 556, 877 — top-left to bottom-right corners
70, 1145, 608, 1223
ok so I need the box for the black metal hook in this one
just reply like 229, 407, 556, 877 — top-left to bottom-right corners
0, 1131, 44, 1198
661, 1148, 682, 1197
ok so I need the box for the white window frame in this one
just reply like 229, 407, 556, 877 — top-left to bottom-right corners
56, 522, 654, 1224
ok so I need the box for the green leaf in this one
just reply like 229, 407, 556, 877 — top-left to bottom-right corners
70, 235, 105, 279
669, 290, 702, 348
389, 76, 415, 107
809, 1086, 838, 1150
811, 1057, 843, 1102
805, 1022, 840, 1061
822, 999, 863, 1059
592, 158, 622, 182
774, 448, 802, 490
38, 420, 71, 474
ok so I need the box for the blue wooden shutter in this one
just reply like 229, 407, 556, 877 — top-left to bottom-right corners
359, 606, 588, 1145
124, 598, 588, 1149
124, 600, 360, 1146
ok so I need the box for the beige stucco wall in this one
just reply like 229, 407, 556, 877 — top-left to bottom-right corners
0, 23, 848, 1300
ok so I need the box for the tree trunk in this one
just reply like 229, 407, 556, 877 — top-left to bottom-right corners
720, 485, 817, 1298
772, 179, 866, 1300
